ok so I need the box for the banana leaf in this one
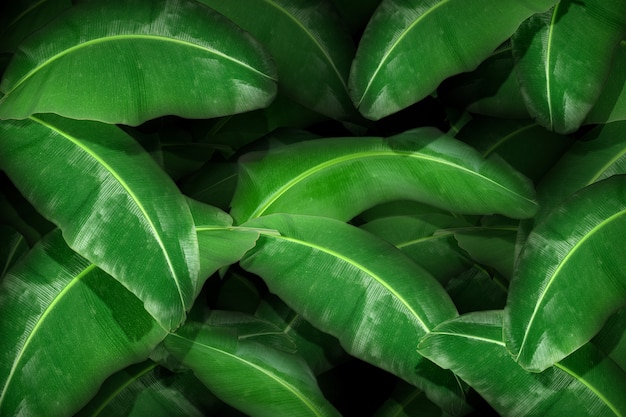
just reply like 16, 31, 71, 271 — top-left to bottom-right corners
0, 230, 167, 417
445, 267, 508, 314
586, 41, 626, 125
230, 128, 538, 224
373, 381, 452, 417
163, 320, 342, 417
348, 0, 558, 120
0, 226, 28, 279
0, 0, 277, 125
196, 0, 357, 121
505, 175, 626, 372
239, 214, 470, 414
418, 310, 626, 416
592, 307, 626, 371
0, 115, 199, 330
511, 0, 626, 133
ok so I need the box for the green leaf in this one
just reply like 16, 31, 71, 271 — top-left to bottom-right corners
0, 115, 199, 330
360, 214, 473, 284
373, 381, 451, 417
239, 214, 469, 414
454, 224, 518, 280
0, 226, 28, 279
505, 175, 626, 372
196, 0, 356, 121
163, 321, 342, 417
586, 41, 626, 125
0, 230, 166, 417
418, 311, 626, 416
349, 0, 558, 120
445, 267, 508, 314
0, 0, 277, 125
0, 0, 72, 53
511, 0, 626, 133
230, 128, 538, 224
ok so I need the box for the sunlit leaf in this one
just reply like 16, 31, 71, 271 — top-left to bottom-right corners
511, 0, 626, 133
0, 115, 199, 330
349, 0, 558, 120
419, 311, 626, 416
505, 176, 626, 372
163, 321, 342, 417
231, 128, 538, 224
0, 230, 166, 417
0, 0, 277, 125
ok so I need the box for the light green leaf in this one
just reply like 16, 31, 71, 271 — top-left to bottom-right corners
511, 0, 626, 133
230, 128, 538, 224
0, 115, 199, 330
163, 321, 342, 417
0, 230, 166, 417
418, 310, 626, 416
0, 0, 277, 125
240, 214, 469, 414
586, 41, 626, 125
348, 0, 558, 120
196, 0, 356, 121
505, 175, 626, 372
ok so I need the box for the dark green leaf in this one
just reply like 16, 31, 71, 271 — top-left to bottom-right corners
349, 0, 558, 120
0, 115, 199, 330
511, 0, 626, 133
586, 41, 626, 124
0, 0, 277, 125
445, 267, 508, 314
231, 128, 538, 224
373, 381, 451, 417
0, 226, 28, 279
0, 230, 166, 417
505, 176, 626, 372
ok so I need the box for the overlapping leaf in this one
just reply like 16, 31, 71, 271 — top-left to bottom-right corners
512, 0, 626, 133
197, 0, 356, 121
419, 311, 626, 416
349, 0, 558, 120
0, 115, 199, 330
0, 226, 28, 279
231, 128, 538, 224
0, 230, 167, 417
239, 214, 469, 414
586, 41, 626, 124
505, 176, 626, 372
163, 321, 341, 417
0, 0, 277, 125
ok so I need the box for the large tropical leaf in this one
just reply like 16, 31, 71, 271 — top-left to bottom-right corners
230, 128, 538, 224
418, 311, 626, 416
505, 175, 626, 372
511, 0, 626, 133
0, 226, 28, 279
0, 230, 167, 417
239, 214, 470, 414
196, 0, 357, 121
0, 114, 199, 330
163, 320, 342, 417
586, 41, 626, 125
348, 0, 558, 120
0, 0, 277, 125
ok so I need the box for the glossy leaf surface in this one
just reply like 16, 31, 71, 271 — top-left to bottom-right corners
240, 214, 468, 412
505, 176, 626, 372
197, 0, 356, 121
349, 0, 558, 120
163, 321, 341, 417
0, 230, 166, 417
231, 128, 538, 224
419, 311, 626, 416
0, 115, 199, 330
512, 0, 626, 133
0, 0, 277, 125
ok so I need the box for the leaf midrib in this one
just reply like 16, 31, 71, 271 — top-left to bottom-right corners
2, 34, 275, 97
249, 149, 535, 219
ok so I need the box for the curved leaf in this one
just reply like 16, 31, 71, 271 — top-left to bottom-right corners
418, 311, 626, 416
231, 128, 538, 224
239, 214, 469, 413
0, 115, 199, 330
505, 176, 626, 372
348, 0, 558, 120
0, 0, 277, 125
0, 230, 166, 417
163, 321, 341, 417
197, 0, 357, 121
511, 0, 626, 133
586, 41, 626, 125
0, 226, 28, 279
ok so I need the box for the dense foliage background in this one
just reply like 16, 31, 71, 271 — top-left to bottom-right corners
1, 0, 626, 416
